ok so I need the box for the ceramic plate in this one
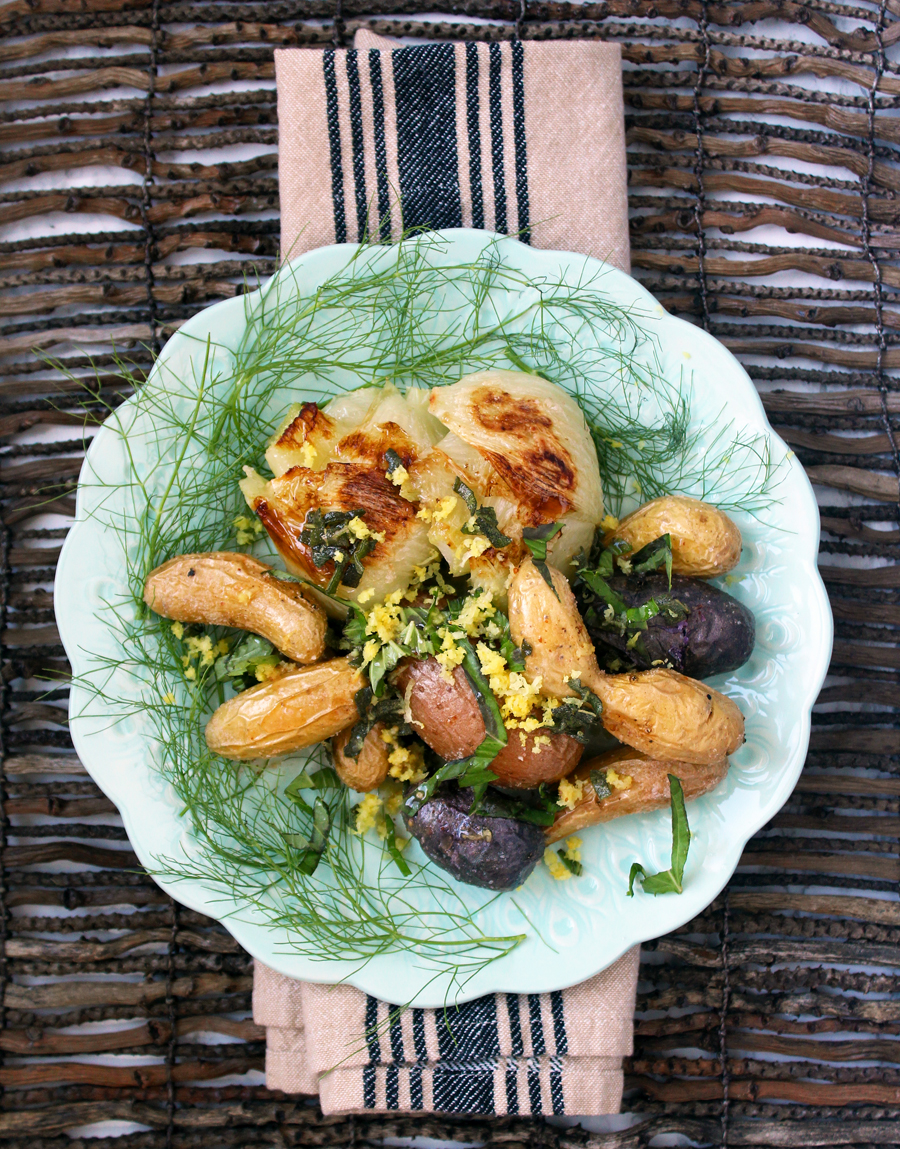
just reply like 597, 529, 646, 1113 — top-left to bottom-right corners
56, 230, 832, 1006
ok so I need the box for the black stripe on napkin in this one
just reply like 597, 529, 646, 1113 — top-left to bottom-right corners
363, 994, 381, 1109
465, 41, 484, 230
367, 48, 391, 241
393, 43, 462, 232
510, 39, 530, 242
410, 1007, 427, 1109
528, 994, 546, 1055
487, 42, 507, 234
322, 49, 346, 244
550, 1055, 565, 1115
527, 1057, 543, 1115
345, 48, 369, 242
550, 989, 567, 1054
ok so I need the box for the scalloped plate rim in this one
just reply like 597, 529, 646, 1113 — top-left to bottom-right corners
55, 229, 833, 1006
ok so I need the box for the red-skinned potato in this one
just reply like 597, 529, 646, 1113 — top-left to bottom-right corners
547, 748, 729, 844
393, 657, 582, 787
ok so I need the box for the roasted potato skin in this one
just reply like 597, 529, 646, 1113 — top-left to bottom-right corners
406, 786, 545, 890
491, 728, 583, 788
546, 748, 729, 843
206, 658, 364, 761
332, 723, 389, 791
606, 496, 742, 578
394, 658, 484, 760
144, 552, 327, 664
395, 656, 583, 786
594, 668, 744, 765
508, 559, 601, 698
583, 572, 755, 678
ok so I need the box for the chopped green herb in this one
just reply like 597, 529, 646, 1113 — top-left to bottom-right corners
589, 769, 612, 801
558, 851, 583, 876
454, 478, 513, 548
522, 523, 563, 597
384, 448, 405, 478
627, 775, 691, 896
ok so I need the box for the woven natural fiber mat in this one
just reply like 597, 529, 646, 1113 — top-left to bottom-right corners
1, 1, 898, 1145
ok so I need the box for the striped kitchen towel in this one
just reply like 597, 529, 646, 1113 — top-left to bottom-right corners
259, 29, 639, 1116
254, 948, 639, 1114
275, 34, 630, 272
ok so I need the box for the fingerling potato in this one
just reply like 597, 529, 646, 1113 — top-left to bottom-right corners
606, 496, 741, 578
393, 658, 484, 761
144, 552, 327, 664
406, 786, 546, 891
546, 748, 729, 843
395, 656, 582, 786
206, 658, 364, 760
508, 558, 602, 698
332, 723, 390, 791
491, 727, 583, 788
594, 668, 744, 765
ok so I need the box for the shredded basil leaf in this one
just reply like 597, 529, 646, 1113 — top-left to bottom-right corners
627, 775, 691, 896
454, 478, 513, 548
522, 523, 563, 599
384, 448, 404, 477
558, 851, 583, 876
631, 533, 673, 587
589, 769, 612, 801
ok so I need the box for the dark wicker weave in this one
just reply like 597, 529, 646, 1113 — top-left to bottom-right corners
0, 0, 898, 1144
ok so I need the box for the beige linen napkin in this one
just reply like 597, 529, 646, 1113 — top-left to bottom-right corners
255, 30, 638, 1116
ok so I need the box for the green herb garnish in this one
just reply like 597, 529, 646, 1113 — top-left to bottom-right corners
454, 478, 512, 549
589, 769, 612, 801
627, 775, 691, 896
522, 522, 563, 597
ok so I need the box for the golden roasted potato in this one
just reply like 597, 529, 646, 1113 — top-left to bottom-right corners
206, 658, 364, 761
491, 727, 583, 789
546, 748, 729, 843
594, 669, 744, 765
394, 657, 582, 787
606, 495, 741, 578
332, 723, 390, 791
144, 552, 327, 664
508, 558, 602, 698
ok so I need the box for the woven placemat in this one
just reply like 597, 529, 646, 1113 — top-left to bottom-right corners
1, 2, 898, 1144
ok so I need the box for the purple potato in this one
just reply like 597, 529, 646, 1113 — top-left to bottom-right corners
583, 573, 755, 678
405, 787, 545, 891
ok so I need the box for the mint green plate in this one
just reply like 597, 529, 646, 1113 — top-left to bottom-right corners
55, 231, 832, 1006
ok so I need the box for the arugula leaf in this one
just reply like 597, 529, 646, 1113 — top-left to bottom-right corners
522, 523, 563, 598
589, 769, 612, 801
627, 775, 691, 896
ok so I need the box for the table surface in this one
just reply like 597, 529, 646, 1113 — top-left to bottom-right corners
0, 3, 898, 1146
